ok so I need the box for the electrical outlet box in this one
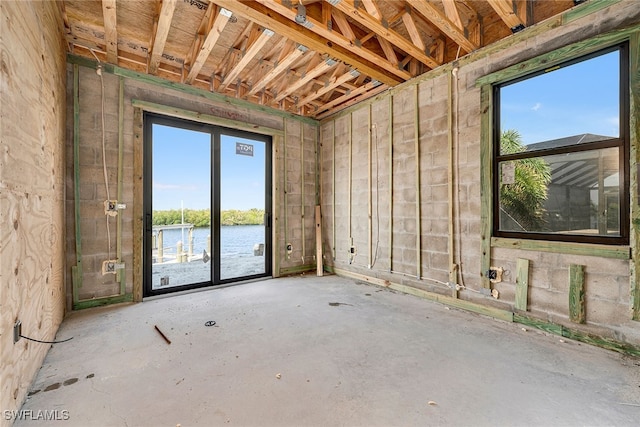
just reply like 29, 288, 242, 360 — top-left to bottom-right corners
104, 200, 118, 216
488, 266, 504, 283
101, 260, 124, 275
14, 321, 21, 343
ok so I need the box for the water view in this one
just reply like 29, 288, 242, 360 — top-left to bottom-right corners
151, 225, 266, 289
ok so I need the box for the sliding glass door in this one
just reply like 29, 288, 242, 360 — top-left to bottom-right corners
144, 114, 271, 297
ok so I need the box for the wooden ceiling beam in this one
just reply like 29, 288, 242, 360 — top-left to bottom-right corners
101, 0, 118, 64
148, 0, 178, 74
331, 8, 355, 41
299, 69, 359, 106
220, 28, 274, 90
185, 7, 232, 84
314, 79, 387, 119
257, 0, 412, 81
487, 0, 526, 31
401, 11, 425, 51
328, 0, 440, 69
377, 37, 399, 66
442, 0, 463, 30
220, 0, 406, 85
405, 0, 478, 54
275, 57, 337, 102
361, 0, 382, 20
247, 43, 309, 96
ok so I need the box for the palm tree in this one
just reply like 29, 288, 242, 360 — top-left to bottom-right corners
499, 129, 551, 231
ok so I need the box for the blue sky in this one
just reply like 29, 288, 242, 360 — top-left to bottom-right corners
500, 50, 619, 145
152, 125, 265, 211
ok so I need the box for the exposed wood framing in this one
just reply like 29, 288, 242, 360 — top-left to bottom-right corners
133, 107, 143, 302
315, 79, 385, 118
299, 70, 359, 106
515, 258, 529, 311
72, 64, 82, 304
491, 237, 630, 260
101, 0, 118, 63
185, 7, 232, 84
568, 264, 586, 324
117, 77, 125, 294
414, 84, 421, 279
148, 0, 178, 74
406, 0, 478, 54
68, 54, 318, 125
479, 85, 492, 291
316, 205, 323, 276
487, 0, 525, 31
442, 0, 463, 30
630, 30, 640, 321
220, 28, 274, 90
247, 43, 308, 96
401, 12, 425, 51
330, 0, 441, 69
275, 58, 337, 102
215, 0, 403, 86
256, 0, 411, 82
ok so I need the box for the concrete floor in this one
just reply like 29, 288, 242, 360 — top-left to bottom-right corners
16, 275, 640, 426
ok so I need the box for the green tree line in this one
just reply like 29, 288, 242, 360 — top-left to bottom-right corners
152, 208, 265, 227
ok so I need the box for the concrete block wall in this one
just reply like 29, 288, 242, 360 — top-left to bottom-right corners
320, 1, 640, 346
0, 1, 67, 425
66, 64, 318, 303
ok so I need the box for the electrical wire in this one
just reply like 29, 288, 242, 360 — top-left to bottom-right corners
370, 124, 381, 268
452, 67, 466, 288
19, 334, 73, 344
98, 61, 113, 262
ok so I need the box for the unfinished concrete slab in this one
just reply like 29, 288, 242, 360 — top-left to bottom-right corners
15, 275, 640, 426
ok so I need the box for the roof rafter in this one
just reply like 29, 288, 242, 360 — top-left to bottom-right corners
275, 57, 338, 102
185, 7, 232, 84
148, 0, 178, 74
487, 0, 525, 31
315, 79, 387, 119
401, 11, 425, 51
220, 27, 275, 90
299, 68, 360, 106
101, 0, 118, 63
253, 0, 411, 82
405, 0, 478, 54
328, 0, 440, 69
212, 0, 404, 86
442, 0, 463, 30
247, 43, 309, 96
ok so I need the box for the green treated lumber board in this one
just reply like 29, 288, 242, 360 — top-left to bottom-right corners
479, 85, 493, 290
491, 237, 630, 259
67, 54, 318, 126
74, 294, 134, 310
562, 0, 620, 24
514, 258, 529, 311
630, 31, 640, 321
279, 264, 316, 276
131, 99, 285, 137
569, 264, 586, 324
476, 25, 638, 86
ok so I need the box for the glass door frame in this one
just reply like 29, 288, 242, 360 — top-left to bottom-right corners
143, 112, 272, 297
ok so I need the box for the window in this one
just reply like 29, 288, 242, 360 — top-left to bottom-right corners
493, 44, 629, 244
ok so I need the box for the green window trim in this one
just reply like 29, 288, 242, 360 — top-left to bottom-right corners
478, 27, 640, 322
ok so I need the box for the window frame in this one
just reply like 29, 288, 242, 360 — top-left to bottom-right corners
491, 42, 630, 245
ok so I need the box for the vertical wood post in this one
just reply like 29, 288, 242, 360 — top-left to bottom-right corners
569, 264, 586, 324
316, 205, 323, 276
515, 258, 529, 311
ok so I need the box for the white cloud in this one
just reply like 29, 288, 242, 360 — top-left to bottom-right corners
531, 102, 542, 112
